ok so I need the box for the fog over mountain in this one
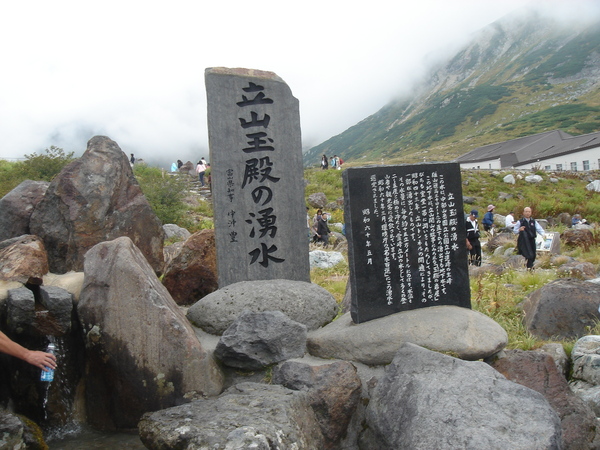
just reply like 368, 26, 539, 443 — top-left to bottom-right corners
304, 4, 600, 166
1, 1, 598, 170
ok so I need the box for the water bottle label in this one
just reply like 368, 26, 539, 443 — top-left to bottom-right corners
41, 368, 54, 382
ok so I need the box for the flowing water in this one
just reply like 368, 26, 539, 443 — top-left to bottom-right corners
36, 336, 146, 449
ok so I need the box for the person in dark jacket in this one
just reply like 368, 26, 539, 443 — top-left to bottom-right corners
314, 212, 331, 247
466, 210, 481, 266
513, 206, 545, 270
482, 204, 495, 234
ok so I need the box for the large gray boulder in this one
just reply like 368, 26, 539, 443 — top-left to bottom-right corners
503, 174, 516, 184
526, 174, 543, 183
78, 236, 223, 430
586, 180, 600, 192
307, 306, 507, 364
0, 180, 49, 242
572, 336, 600, 385
272, 360, 362, 450
522, 278, 600, 340
556, 260, 597, 279
162, 223, 191, 241
187, 279, 338, 335
138, 382, 324, 449
361, 343, 563, 449
307, 192, 328, 209
309, 250, 345, 269
215, 310, 307, 370
29, 136, 165, 275
0, 409, 48, 449
491, 349, 596, 449
570, 336, 600, 417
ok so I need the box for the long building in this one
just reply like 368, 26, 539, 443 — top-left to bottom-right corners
454, 130, 600, 171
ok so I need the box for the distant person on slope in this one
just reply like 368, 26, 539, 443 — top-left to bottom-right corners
321, 155, 328, 170
465, 210, 481, 266
196, 158, 207, 186
482, 204, 495, 235
505, 211, 516, 228
572, 214, 587, 227
314, 212, 331, 247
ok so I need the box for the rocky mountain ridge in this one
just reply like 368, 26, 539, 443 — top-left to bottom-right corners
304, 10, 600, 166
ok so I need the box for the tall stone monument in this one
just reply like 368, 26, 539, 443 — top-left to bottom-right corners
205, 68, 310, 287
343, 163, 471, 323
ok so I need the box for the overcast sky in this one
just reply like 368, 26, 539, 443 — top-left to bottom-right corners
1, 0, 598, 167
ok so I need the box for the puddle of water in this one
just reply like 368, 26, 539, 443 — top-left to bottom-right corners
47, 427, 146, 449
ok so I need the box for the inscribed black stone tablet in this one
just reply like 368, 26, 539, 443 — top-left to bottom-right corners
206, 68, 309, 287
343, 163, 471, 323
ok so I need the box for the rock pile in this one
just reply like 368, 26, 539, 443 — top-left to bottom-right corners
3, 137, 600, 448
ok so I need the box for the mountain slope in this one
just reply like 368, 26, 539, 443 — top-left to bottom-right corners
304, 11, 600, 166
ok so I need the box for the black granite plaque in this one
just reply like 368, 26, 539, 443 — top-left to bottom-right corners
343, 163, 471, 323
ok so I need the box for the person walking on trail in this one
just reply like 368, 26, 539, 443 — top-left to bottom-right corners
321, 155, 328, 170
465, 209, 481, 266
482, 204, 495, 236
314, 212, 331, 247
514, 206, 545, 270
196, 158, 207, 187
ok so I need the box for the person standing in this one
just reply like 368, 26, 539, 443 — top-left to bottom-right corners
311, 209, 323, 242
321, 155, 328, 170
130, 153, 135, 166
482, 205, 495, 235
314, 212, 331, 247
306, 207, 313, 241
196, 158, 207, 186
514, 206, 545, 270
465, 210, 481, 266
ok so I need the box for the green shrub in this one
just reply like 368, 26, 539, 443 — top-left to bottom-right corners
0, 147, 75, 198
21, 146, 75, 181
134, 165, 188, 225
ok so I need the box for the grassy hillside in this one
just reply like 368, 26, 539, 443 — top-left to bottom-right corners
304, 17, 600, 167
304, 166, 600, 355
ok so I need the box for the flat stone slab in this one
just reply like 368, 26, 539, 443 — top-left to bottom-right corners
307, 305, 507, 364
187, 279, 338, 335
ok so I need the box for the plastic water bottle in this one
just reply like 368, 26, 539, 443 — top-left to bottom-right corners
40, 343, 56, 382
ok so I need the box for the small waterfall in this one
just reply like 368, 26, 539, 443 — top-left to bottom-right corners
39, 335, 82, 442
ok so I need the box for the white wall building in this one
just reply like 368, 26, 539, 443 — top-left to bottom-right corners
454, 130, 600, 171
